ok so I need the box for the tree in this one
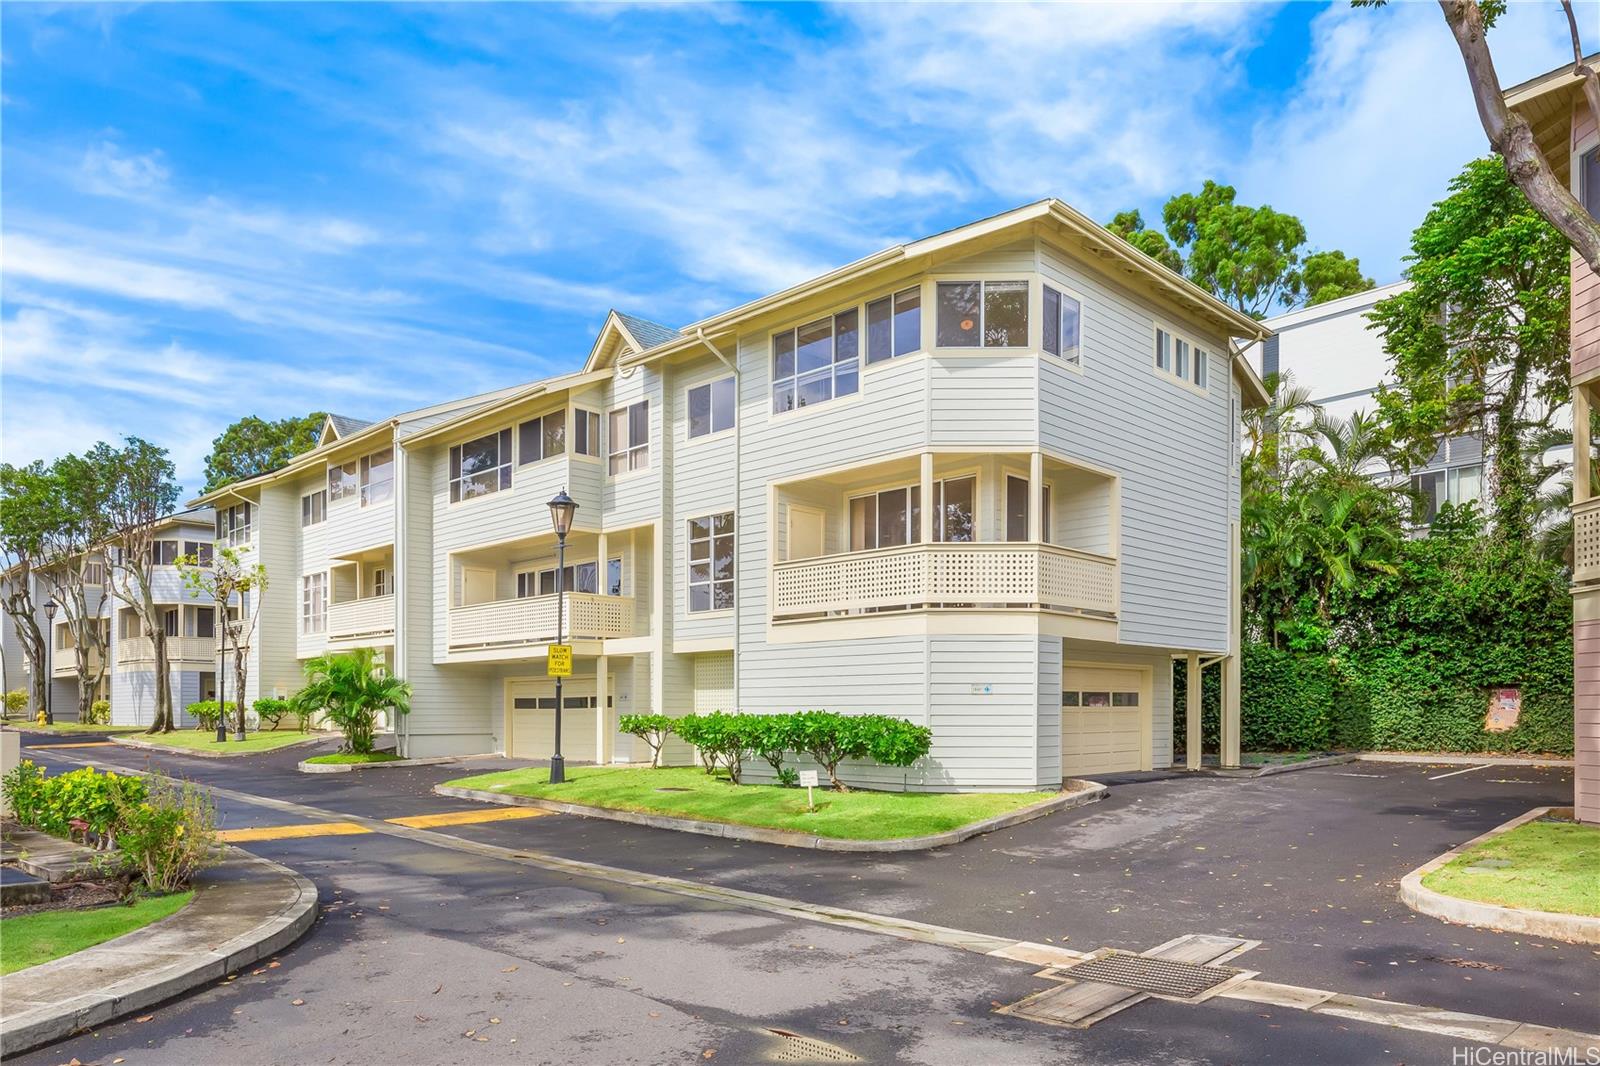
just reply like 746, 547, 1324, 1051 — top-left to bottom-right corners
0, 462, 54, 717
98, 439, 182, 733
202, 413, 325, 494
37, 452, 115, 722
179, 546, 267, 739
292, 648, 411, 754
1369, 158, 1571, 542
1107, 183, 1374, 319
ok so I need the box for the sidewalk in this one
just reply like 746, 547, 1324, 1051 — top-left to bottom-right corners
0, 847, 317, 1057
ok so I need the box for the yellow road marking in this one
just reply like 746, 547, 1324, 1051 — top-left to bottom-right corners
387, 807, 548, 829
219, 822, 372, 842
24, 741, 115, 748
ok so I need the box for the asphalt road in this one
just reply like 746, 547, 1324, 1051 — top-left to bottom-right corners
11, 735, 1598, 1065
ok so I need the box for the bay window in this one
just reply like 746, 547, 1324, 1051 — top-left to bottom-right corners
518, 410, 566, 466
848, 476, 975, 550
866, 286, 922, 363
449, 429, 513, 503
608, 400, 649, 475
360, 447, 394, 506
771, 310, 859, 414
936, 280, 1028, 347
573, 409, 602, 458
328, 460, 358, 503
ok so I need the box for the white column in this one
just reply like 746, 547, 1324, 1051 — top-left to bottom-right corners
919, 452, 934, 544
1575, 384, 1592, 505
1222, 520, 1242, 768
1186, 653, 1202, 771
595, 654, 609, 765
1029, 451, 1044, 542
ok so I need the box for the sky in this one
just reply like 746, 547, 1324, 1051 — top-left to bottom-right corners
0, 1, 1587, 496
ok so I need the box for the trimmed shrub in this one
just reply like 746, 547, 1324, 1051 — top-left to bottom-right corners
4, 688, 29, 718
253, 697, 297, 732
617, 713, 674, 767
673, 712, 748, 782
1, 761, 147, 847
86, 699, 112, 726
741, 714, 799, 786
185, 700, 236, 733
789, 711, 872, 792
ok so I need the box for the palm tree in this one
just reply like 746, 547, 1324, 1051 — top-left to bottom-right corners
292, 647, 411, 754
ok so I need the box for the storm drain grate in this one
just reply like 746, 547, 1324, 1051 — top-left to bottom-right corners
766, 1028, 861, 1063
1059, 950, 1243, 1001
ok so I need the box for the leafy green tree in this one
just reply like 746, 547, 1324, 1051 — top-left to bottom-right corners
1107, 182, 1373, 318
0, 462, 57, 717
179, 546, 268, 739
1369, 158, 1570, 543
202, 413, 326, 494
292, 647, 411, 754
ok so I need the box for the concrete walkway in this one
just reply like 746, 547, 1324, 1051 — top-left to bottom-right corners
0, 848, 317, 1057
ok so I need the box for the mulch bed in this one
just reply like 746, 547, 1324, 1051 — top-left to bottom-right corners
0, 879, 125, 918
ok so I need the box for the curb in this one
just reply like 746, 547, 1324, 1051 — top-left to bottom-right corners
0, 847, 318, 1057
298, 755, 460, 774
1398, 806, 1600, 945
1359, 752, 1574, 768
432, 778, 1107, 852
111, 734, 332, 759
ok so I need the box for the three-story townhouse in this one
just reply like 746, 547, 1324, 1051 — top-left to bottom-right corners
192, 199, 1271, 790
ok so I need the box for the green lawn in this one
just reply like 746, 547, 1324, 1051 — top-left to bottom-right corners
1, 892, 193, 975
1423, 820, 1600, 918
9, 722, 147, 735
126, 730, 318, 754
305, 752, 402, 765
443, 765, 1057, 841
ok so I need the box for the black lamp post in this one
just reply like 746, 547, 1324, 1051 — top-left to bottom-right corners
546, 488, 578, 785
43, 600, 57, 725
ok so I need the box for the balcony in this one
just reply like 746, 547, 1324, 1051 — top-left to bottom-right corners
328, 594, 396, 645
116, 636, 220, 667
771, 542, 1117, 622
1576, 498, 1600, 585
52, 648, 102, 678
447, 592, 635, 652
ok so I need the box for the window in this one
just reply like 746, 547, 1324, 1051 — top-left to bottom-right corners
183, 540, 214, 565
688, 377, 736, 439
608, 401, 650, 475
936, 280, 1028, 348
517, 563, 598, 598
162, 608, 179, 638
373, 568, 390, 597
849, 487, 919, 551
449, 429, 513, 503
1449, 464, 1482, 508
772, 310, 860, 413
120, 612, 141, 639
607, 556, 624, 596
1174, 338, 1190, 381
1154, 328, 1172, 372
301, 572, 327, 634
688, 512, 734, 612
84, 561, 105, 585
301, 490, 326, 528
193, 607, 215, 639
1582, 145, 1600, 219
217, 503, 252, 546
1154, 325, 1209, 391
360, 447, 394, 507
1111, 691, 1140, 707
932, 476, 976, 542
1409, 470, 1445, 523
573, 410, 602, 458
328, 460, 358, 504
1004, 476, 1051, 542
1193, 348, 1209, 389
866, 286, 922, 363
517, 411, 566, 466
1042, 285, 1082, 364
149, 540, 179, 567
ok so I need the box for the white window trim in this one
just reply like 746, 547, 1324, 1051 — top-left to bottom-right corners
686, 511, 735, 614
607, 400, 651, 479
301, 571, 328, 635
571, 407, 604, 462
516, 406, 569, 468
1150, 320, 1213, 395
359, 447, 395, 509
862, 284, 926, 367
683, 374, 738, 444
327, 459, 360, 508
931, 275, 1033, 352
769, 310, 862, 420
843, 465, 984, 549
448, 427, 515, 507
301, 489, 327, 528
1041, 280, 1086, 372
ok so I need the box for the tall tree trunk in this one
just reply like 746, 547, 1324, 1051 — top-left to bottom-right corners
232, 640, 249, 735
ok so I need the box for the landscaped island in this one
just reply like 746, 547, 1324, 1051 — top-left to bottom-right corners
442, 765, 1057, 841
1422, 818, 1600, 918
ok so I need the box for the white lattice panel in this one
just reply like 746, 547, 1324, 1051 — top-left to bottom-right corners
693, 652, 735, 713
327, 595, 395, 641
1577, 500, 1600, 584
448, 593, 634, 649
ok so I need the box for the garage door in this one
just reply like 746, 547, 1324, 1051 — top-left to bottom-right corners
1061, 664, 1149, 776
508, 679, 602, 762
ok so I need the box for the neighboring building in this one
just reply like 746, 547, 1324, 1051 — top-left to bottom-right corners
1247, 282, 1485, 524
1504, 55, 1600, 825
190, 200, 1270, 790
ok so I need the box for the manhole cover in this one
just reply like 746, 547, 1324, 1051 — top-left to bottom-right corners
1059, 950, 1243, 1001
766, 1028, 861, 1063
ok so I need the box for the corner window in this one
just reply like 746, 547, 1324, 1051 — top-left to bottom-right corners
449, 429, 513, 504
771, 311, 859, 414
360, 447, 393, 507
866, 286, 922, 363
328, 460, 358, 504
688, 376, 736, 439
217, 502, 252, 546
301, 572, 327, 635
149, 540, 179, 566
518, 410, 566, 466
608, 400, 650, 475
301, 490, 326, 528
573, 410, 602, 458
688, 512, 734, 612
1042, 286, 1081, 364
936, 280, 1028, 348
183, 540, 214, 565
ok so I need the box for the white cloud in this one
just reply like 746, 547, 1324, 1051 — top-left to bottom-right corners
81, 140, 170, 193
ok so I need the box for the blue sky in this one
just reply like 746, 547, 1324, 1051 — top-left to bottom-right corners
0, 1, 1584, 495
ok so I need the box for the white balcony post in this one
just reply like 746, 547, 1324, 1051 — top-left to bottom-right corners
919, 453, 934, 544
1576, 384, 1592, 506
596, 531, 608, 593
1029, 451, 1044, 542
595, 655, 609, 765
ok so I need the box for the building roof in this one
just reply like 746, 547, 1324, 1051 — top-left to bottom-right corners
324, 414, 374, 439
613, 313, 680, 350
1259, 281, 1410, 333
1503, 53, 1598, 185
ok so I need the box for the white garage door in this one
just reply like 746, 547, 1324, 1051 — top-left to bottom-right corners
508, 679, 603, 762
1061, 664, 1149, 776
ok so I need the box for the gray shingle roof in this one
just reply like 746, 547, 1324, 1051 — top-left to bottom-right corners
615, 312, 680, 351
326, 414, 375, 438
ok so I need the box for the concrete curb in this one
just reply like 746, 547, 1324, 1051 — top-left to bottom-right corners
1359, 752, 1574, 768
111, 734, 331, 759
0, 847, 318, 1057
1398, 806, 1600, 946
298, 755, 460, 774
433, 778, 1107, 852
1237, 753, 1361, 778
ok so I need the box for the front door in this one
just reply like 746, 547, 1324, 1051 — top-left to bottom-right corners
787, 505, 825, 561
507, 678, 606, 761
1061, 663, 1151, 776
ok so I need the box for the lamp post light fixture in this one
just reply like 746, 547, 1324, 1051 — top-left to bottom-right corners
546, 488, 578, 785
43, 600, 58, 725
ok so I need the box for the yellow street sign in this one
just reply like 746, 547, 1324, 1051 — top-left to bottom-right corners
547, 644, 573, 677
